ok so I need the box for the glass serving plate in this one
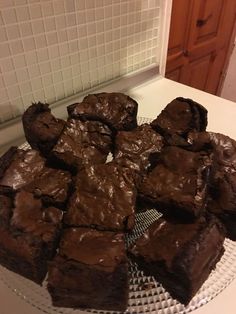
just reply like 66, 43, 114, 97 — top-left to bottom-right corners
1, 117, 236, 314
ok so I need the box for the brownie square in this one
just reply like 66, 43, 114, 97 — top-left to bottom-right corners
22, 102, 65, 155
50, 119, 112, 173
23, 167, 72, 209
47, 228, 129, 311
0, 148, 72, 208
0, 190, 63, 284
139, 146, 211, 220
151, 97, 207, 146
192, 132, 236, 240
114, 124, 164, 171
67, 92, 138, 132
129, 214, 225, 304
64, 162, 137, 231
0, 148, 46, 190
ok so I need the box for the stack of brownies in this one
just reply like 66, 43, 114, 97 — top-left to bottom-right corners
0, 92, 235, 311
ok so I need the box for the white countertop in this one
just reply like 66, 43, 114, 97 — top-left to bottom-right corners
130, 77, 236, 140
0, 77, 236, 314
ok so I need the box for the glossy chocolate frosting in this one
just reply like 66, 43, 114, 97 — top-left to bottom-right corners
131, 217, 203, 267
139, 146, 211, 218
188, 131, 236, 213
65, 162, 137, 231
187, 132, 236, 239
210, 133, 236, 170
51, 119, 112, 172
0, 149, 45, 190
11, 191, 63, 243
151, 97, 207, 146
59, 228, 126, 271
130, 214, 225, 284
114, 124, 164, 170
0, 148, 72, 206
67, 92, 138, 132
23, 167, 72, 206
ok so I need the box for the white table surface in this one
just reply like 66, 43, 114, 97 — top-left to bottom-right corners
0, 77, 236, 314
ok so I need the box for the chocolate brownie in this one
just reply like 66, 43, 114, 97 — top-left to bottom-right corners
188, 132, 236, 240
49, 119, 112, 173
67, 92, 138, 132
114, 124, 164, 171
22, 102, 65, 155
64, 162, 137, 231
0, 188, 13, 227
47, 228, 128, 311
0, 190, 63, 284
0, 148, 45, 190
129, 214, 225, 304
0, 148, 72, 208
151, 97, 207, 146
139, 146, 211, 220
23, 167, 72, 209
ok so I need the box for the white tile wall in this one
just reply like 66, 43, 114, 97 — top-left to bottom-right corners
0, 0, 161, 123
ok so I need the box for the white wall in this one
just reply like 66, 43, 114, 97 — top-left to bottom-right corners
221, 37, 236, 102
0, 0, 162, 123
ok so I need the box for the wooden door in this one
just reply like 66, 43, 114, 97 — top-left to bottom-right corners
166, 0, 236, 95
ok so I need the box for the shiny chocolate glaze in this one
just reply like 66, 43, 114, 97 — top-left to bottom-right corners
151, 97, 207, 146
114, 124, 164, 171
11, 191, 63, 243
23, 167, 72, 206
0, 190, 63, 284
51, 119, 112, 172
65, 162, 137, 231
188, 132, 236, 239
139, 146, 211, 219
59, 228, 126, 271
0, 149, 45, 190
130, 215, 225, 304
47, 227, 129, 311
0, 148, 72, 207
67, 92, 138, 132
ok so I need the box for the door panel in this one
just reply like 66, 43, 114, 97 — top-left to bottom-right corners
187, 0, 226, 52
166, 0, 236, 95
168, 0, 193, 58
205, 48, 228, 94
195, 0, 224, 44
184, 54, 213, 90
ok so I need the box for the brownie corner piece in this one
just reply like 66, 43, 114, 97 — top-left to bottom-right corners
0, 148, 46, 190
49, 118, 112, 173
64, 162, 137, 231
67, 92, 138, 132
23, 167, 72, 209
22, 102, 65, 155
139, 146, 211, 220
129, 214, 225, 304
114, 123, 164, 171
0, 190, 63, 284
204, 132, 236, 240
47, 228, 129, 312
151, 97, 208, 146
0, 147, 72, 209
